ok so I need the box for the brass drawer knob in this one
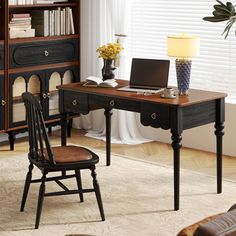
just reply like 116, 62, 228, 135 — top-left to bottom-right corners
1, 100, 6, 106
151, 113, 157, 120
44, 50, 49, 57
110, 100, 115, 107
42, 93, 47, 99
72, 99, 78, 106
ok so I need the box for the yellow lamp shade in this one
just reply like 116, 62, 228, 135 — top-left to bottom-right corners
167, 34, 200, 58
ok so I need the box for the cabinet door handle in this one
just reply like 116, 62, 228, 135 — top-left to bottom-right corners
44, 50, 49, 57
47, 93, 51, 98
72, 100, 78, 106
110, 100, 115, 107
1, 100, 6, 106
42, 93, 47, 99
151, 113, 157, 120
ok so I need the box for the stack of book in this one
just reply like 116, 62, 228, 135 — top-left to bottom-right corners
31, 7, 75, 37
9, 13, 35, 39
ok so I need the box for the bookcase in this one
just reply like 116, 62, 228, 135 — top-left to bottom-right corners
0, 0, 80, 150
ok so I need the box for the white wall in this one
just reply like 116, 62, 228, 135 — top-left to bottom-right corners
138, 103, 236, 157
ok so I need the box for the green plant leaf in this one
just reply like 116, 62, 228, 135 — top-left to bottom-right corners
213, 10, 229, 17
226, 2, 235, 13
214, 5, 232, 15
216, 0, 227, 7
222, 20, 234, 34
203, 16, 229, 22
222, 19, 235, 38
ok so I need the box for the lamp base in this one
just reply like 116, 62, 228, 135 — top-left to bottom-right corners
175, 59, 192, 96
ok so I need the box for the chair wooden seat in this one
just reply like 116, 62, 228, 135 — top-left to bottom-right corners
46, 146, 98, 163
20, 92, 105, 229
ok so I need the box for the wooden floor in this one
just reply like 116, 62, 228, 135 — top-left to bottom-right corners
1, 128, 236, 180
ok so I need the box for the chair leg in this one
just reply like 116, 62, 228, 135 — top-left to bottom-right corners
91, 166, 105, 221
20, 163, 34, 212
35, 170, 47, 229
75, 169, 84, 202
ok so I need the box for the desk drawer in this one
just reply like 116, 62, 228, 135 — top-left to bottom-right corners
141, 103, 170, 129
10, 39, 79, 68
90, 95, 140, 112
63, 91, 88, 114
0, 45, 3, 70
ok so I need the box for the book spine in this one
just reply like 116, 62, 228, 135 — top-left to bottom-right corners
60, 9, 64, 35
65, 7, 70, 35
44, 10, 49, 37
62, 8, 66, 35
57, 7, 61, 36
69, 7, 75, 35
12, 13, 31, 18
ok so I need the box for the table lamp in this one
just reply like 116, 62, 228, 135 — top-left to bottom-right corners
167, 34, 199, 95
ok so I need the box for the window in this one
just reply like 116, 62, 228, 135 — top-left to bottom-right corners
127, 0, 236, 102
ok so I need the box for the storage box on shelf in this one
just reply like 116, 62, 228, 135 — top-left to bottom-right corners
0, 0, 80, 149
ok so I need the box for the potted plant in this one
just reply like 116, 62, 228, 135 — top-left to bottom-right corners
96, 43, 123, 80
203, 0, 236, 38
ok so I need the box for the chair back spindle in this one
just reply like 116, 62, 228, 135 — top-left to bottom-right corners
22, 92, 55, 165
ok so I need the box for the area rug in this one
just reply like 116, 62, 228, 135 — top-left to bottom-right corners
1, 149, 236, 236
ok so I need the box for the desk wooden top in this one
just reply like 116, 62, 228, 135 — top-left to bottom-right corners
58, 79, 227, 107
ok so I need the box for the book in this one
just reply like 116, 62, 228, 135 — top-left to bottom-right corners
69, 7, 75, 34
11, 13, 31, 18
83, 76, 118, 88
11, 17, 32, 22
31, 10, 49, 36
9, 25, 32, 30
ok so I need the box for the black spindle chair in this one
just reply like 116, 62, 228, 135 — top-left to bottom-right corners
20, 92, 105, 229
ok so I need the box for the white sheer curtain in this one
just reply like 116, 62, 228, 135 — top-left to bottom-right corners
74, 0, 150, 144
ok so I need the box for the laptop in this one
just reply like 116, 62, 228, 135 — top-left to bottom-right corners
117, 58, 170, 93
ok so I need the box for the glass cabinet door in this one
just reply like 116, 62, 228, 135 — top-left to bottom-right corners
12, 76, 26, 124
48, 67, 77, 118
48, 72, 61, 116
9, 72, 43, 127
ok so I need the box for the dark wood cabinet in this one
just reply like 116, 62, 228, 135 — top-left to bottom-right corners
0, 0, 80, 149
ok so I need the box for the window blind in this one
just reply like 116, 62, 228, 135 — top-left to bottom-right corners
127, 0, 236, 102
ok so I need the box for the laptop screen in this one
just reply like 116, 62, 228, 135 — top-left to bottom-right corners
129, 58, 170, 89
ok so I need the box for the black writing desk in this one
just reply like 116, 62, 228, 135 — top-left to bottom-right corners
58, 79, 227, 211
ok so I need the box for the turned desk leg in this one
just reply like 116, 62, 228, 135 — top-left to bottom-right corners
171, 132, 182, 211
215, 122, 224, 194
104, 108, 112, 166
215, 98, 225, 194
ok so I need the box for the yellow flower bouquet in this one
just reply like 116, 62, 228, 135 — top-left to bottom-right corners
96, 42, 123, 60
